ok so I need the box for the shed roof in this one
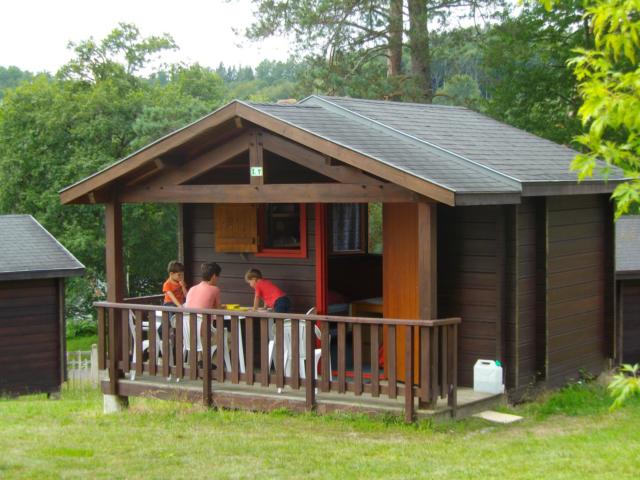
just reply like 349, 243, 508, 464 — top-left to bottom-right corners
60, 95, 627, 206
0, 215, 85, 281
616, 215, 640, 279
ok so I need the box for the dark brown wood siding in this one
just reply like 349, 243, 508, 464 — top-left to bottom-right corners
545, 195, 611, 385
0, 278, 62, 395
438, 205, 503, 387
183, 204, 316, 311
515, 198, 542, 390
621, 279, 640, 364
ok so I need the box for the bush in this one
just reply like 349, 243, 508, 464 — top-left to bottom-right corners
66, 317, 98, 339
608, 364, 640, 410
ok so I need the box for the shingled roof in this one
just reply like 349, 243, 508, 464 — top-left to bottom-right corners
60, 95, 627, 206
616, 215, 640, 279
0, 215, 85, 281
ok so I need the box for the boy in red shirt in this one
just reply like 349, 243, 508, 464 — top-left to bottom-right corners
245, 268, 291, 312
163, 261, 188, 307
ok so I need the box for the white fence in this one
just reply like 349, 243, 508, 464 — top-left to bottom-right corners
66, 345, 99, 385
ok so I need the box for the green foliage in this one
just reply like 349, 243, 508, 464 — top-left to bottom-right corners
0, 25, 226, 316
566, 0, 640, 216
0, 66, 35, 99
59, 22, 177, 82
608, 363, 640, 410
65, 317, 98, 339
482, 0, 585, 144
433, 74, 483, 108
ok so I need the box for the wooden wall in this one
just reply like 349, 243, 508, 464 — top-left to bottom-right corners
545, 195, 611, 386
508, 198, 544, 391
183, 204, 316, 312
0, 278, 63, 395
438, 205, 503, 387
620, 279, 640, 364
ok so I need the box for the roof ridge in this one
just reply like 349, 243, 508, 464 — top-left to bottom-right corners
303, 95, 522, 188
310, 95, 471, 111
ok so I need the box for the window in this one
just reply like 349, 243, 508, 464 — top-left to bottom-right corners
257, 203, 307, 258
329, 203, 383, 255
330, 204, 366, 254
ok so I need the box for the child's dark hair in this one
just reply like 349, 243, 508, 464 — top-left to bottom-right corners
201, 262, 221, 281
167, 260, 184, 274
244, 268, 262, 282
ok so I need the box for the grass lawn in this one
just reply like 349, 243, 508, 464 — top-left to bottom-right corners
66, 335, 98, 352
1, 382, 639, 479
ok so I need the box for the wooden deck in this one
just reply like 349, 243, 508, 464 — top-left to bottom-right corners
102, 374, 502, 420
97, 302, 464, 422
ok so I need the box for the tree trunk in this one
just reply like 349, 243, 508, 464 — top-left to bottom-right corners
387, 0, 403, 77
408, 0, 432, 103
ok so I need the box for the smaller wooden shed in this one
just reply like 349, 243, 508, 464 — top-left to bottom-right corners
616, 215, 640, 364
0, 215, 84, 396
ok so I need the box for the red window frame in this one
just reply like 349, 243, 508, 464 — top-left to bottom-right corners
256, 203, 307, 258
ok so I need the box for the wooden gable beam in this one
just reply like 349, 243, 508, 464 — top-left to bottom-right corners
235, 103, 456, 205
60, 102, 239, 204
261, 132, 378, 185
139, 130, 252, 189
120, 183, 421, 204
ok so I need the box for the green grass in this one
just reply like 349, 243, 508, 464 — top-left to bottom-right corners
1, 383, 639, 479
66, 335, 98, 352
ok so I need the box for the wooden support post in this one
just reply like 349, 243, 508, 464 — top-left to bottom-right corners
105, 201, 125, 402
249, 130, 264, 185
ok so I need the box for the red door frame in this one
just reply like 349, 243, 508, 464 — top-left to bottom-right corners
314, 203, 328, 314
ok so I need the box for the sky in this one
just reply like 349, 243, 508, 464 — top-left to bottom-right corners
1, 0, 292, 74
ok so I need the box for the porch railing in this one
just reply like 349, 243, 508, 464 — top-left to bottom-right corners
95, 301, 460, 422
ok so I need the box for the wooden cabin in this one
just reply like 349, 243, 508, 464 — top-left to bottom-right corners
0, 215, 84, 396
60, 96, 625, 419
616, 215, 640, 364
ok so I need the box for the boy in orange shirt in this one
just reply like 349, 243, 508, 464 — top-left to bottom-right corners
163, 261, 188, 307
245, 268, 291, 313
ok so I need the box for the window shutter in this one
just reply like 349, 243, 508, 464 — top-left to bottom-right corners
214, 204, 258, 252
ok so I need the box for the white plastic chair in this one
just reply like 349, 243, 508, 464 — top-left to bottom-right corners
181, 314, 231, 372
128, 310, 162, 380
269, 308, 332, 381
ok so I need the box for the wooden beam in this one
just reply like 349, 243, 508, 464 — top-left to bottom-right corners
120, 183, 419, 204
61, 102, 239, 204
105, 201, 125, 302
417, 201, 437, 320
249, 130, 264, 185
142, 131, 251, 188
236, 103, 456, 205
261, 132, 378, 185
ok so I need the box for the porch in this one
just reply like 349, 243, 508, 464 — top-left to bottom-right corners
95, 302, 499, 422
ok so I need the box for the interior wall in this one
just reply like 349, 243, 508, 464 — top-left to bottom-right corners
328, 255, 382, 301
182, 204, 316, 312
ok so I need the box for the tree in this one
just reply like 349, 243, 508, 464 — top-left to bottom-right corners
0, 25, 226, 316
59, 23, 177, 83
482, 0, 586, 144
246, 0, 503, 102
562, 0, 640, 216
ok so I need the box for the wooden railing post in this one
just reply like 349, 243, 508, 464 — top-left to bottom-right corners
108, 308, 119, 395
97, 307, 106, 370
203, 314, 212, 407
448, 324, 458, 417
404, 325, 414, 423
305, 319, 316, 411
